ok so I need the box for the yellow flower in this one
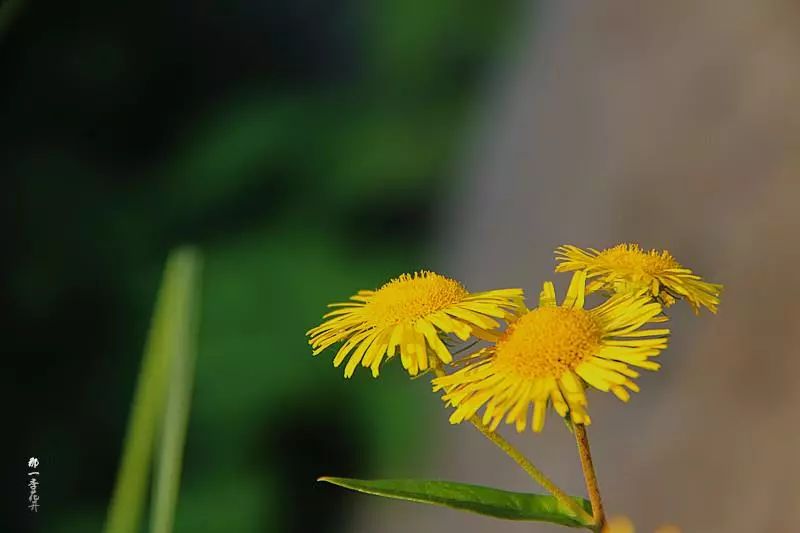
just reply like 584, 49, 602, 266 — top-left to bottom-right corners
432, 271, 668, 432
603, 516, 636, 533
307, 271, 524, 378
602, 516, 681, 533
555, 243, 722, 313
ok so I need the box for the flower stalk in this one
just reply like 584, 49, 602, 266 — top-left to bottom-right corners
573, 423, 606, 531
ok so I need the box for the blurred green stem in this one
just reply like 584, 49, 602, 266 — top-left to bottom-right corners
432, 366, 593, 526
104, 248, 202, 533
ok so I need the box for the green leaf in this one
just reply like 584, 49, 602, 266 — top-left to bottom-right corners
318, 477, 593, 528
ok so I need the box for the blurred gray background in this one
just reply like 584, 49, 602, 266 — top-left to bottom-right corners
355, 1, 800, 532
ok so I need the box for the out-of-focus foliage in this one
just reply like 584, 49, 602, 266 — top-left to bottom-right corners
104, 248, 201, 533
1, 1, 520, 532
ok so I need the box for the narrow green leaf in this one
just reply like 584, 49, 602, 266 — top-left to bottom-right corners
103, 247, 203, 533
150, 248, 203, 533
319, 477, 593, 528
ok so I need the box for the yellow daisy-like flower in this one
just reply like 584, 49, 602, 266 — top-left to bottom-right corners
555, 243, 722, 313
307, 271, 524, 378
432, 271, 669, 433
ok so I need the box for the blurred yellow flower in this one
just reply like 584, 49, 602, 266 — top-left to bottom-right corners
433, 271, 669, 432
603, 516, 636, 533
307, 271, 524, 377
555, 243, 722, 314
603, 515, 681, 533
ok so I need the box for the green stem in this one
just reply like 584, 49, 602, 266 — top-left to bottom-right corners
574, 423, 606, 531
432, 366, 593, 526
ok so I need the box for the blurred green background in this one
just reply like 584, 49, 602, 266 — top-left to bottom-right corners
2, 1, 521, 532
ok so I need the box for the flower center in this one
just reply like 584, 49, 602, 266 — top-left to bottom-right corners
365, 271, 468, 327
493, 307, 601, 379
597, 244, 680, 276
